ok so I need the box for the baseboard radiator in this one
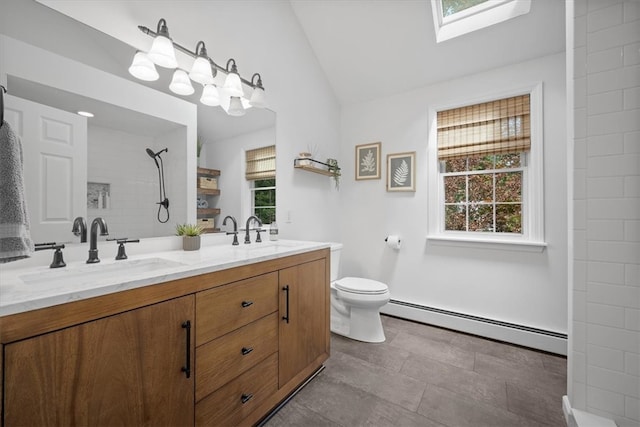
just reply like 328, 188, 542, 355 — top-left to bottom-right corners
382, 299, 567, 355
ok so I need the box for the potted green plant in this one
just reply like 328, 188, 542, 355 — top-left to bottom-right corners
176, 223, 203, 251
326, 158, 340, 190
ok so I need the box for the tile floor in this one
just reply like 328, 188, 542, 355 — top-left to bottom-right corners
265, 315, 567, 427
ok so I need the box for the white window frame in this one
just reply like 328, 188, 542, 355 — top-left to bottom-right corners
249, 179, 276, 225
427, 83, 546, 252
432, 0, 531, 43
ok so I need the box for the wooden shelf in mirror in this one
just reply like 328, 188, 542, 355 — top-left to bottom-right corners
197, 188, 220, 196
197, 167, 220, 177
197, 208, 221, 216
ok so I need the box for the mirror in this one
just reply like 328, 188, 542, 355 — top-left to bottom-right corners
1, 34, 275, 243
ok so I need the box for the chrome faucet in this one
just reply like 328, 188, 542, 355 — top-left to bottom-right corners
87, 217, 109, 263
222, 215, 239, 246
244, 215, 262, 244
71, 216, 87, 243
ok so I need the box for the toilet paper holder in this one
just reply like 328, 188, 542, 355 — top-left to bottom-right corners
384, 235, 402, 249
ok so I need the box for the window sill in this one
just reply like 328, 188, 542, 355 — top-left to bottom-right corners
426, 234, 547, 252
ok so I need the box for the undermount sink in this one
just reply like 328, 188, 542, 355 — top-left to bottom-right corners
20, 258, 184, 285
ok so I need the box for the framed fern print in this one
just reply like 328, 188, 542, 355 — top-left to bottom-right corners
387, 152, 416, 192
355, 142, 381, 180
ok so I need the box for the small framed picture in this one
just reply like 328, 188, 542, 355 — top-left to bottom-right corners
387, 152, 416, 192
355, 142, 381, 180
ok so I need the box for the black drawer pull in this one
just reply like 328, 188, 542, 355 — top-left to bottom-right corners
282, 285, 290, 323
241, 300, 253, 308
181, 320, 191, 379
241, 393, 253, 404
241, 346, 254, 356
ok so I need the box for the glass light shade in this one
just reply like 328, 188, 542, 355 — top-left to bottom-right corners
189, 56, 214, 85
241, 97, 252, 109
147, 35, 178, 68
227, 96, 246, 116
169, 69, 195, 96
128, 52, 159, 81
223, 72, 244, 97
200, 84, 220, 106
249, 87, 267, 108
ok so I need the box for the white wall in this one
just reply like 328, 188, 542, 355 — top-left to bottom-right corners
569, 1, 640, 425
340, 52, 568, 348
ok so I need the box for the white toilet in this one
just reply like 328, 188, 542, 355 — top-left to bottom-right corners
330, 243, 390, 343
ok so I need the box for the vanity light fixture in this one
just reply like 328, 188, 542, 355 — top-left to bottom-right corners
146, 18, 178, 68
77, 111, 94, 118
227, 96, 246, 117
169, 69, 195, 96
222, 59, 244, 97
200, 84, 220, 106
189, 41, 215, 85
128, 51, 159, 81
131, 18, 267, 116
249, 73, 267, 108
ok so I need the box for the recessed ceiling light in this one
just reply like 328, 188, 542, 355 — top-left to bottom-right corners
77, 111, 94, 117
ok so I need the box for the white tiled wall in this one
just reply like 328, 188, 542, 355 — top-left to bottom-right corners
572, 0, 640, 425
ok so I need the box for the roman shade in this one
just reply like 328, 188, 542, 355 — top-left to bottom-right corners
437, 94, 530, 160
245, 145, 276, 180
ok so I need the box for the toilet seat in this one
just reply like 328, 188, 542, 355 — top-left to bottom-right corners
334, 277, 388, 295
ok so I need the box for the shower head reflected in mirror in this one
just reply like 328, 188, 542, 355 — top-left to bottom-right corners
145, 147, 169, 223
146, 147, 167, 169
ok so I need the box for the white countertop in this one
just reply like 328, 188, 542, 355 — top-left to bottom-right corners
0, 239, 330, 317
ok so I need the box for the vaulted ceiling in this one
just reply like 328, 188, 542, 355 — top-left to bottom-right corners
290, 0, 566, 104
35, 0, 565, 107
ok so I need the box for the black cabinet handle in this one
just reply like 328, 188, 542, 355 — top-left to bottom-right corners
241, 300, 253, 308
241, 393, 253, 404
241, 346, 254, 356
181, 320, 191, 378
282, 285, 290, 323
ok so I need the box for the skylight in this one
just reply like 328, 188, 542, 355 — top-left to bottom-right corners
441, 0, 492, 18
432, 0, 531, 43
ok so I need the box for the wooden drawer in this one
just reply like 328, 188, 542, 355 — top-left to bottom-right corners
196, 272, 278, 346
195, 352, 278, 427
195, 312, 278, 401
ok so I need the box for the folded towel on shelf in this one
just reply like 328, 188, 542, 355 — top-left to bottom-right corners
0, 120, 34, 263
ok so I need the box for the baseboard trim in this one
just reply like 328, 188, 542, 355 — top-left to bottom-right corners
382, 299, 567, 355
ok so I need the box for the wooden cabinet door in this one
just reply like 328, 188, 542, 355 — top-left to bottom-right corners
3, 295, 195, 426
278, 259, 328, 387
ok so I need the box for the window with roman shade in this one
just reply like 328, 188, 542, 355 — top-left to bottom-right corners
245, 145, 276, 224
436, 94, 532, 235
437, 94, 530, 160
245, 145, 276, 180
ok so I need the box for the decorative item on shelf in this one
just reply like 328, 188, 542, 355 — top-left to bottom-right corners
176, 223, 203, 251
197, 197, 208, 209
326, 158, 340, 190
198, 176, 217, 189
197, 217, 215, 233
130, 18, 267, 117
298, 152, 312, 167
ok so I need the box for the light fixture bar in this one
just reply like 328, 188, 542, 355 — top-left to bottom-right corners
137, 25, 259, 89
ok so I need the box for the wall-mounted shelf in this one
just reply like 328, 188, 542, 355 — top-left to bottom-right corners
197, 167, 221, 233
293, 158, 340, 177
197, 188, 221, 196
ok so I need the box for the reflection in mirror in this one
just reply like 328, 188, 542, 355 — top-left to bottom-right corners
1, 34, 275, 244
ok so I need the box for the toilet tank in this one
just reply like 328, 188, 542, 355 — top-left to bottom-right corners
329, 243, 343, 282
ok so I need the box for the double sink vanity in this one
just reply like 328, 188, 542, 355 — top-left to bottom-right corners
0, 239, 330, 426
